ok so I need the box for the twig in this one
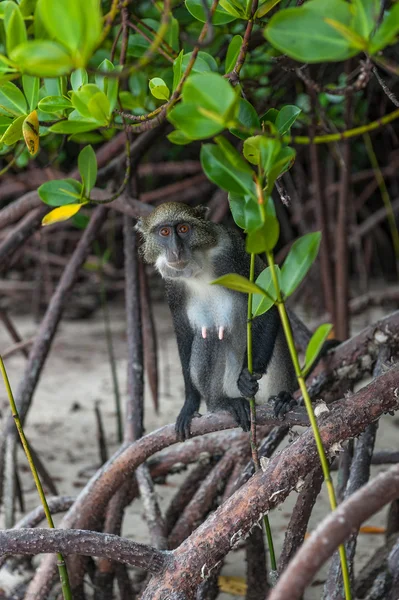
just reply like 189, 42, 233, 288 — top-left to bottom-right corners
95, 402, 108, 465
0, 310, 29, 358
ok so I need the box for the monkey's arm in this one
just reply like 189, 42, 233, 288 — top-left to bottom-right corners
237, 306, 280, 398
166, 284, 201, 441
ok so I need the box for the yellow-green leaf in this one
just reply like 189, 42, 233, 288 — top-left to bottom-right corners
22, 110, 39, 155
42, 203, 84, 226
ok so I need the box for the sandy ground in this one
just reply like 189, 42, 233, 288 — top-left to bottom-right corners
0, 300, 397, 599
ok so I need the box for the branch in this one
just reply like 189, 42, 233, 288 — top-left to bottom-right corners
0, 528, 166, 574
268, 463, 399, 600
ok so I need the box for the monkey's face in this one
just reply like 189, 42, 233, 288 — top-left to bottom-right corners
137, 217, 218, 279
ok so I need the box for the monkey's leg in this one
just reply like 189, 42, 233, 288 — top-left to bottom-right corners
270, 391, 297, 418
175, 392, 201, 441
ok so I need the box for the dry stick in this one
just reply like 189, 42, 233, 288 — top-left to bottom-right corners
0, 358, 72, 600
0, 207, 108, 528
139, 261, 159, 413
168, 450, 237, 549
335, 76, 352, 340
268, 463, 399, 600
323, 348, 389, 600
0, 309, 29, 359
95, 402, 109, 466
141, 366, 399, 600
278, 466, 324, 574
354, 533, 399, 599
0, 206, 48, 271
0, 528, 166, 572
164, 462, 215, 535
308, 92, 336, 322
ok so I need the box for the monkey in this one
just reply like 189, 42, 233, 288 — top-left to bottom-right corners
136, 201, 298, 441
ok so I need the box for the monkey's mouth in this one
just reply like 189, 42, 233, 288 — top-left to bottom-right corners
166, 260, 189, 270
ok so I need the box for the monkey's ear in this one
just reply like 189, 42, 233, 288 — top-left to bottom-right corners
135, 217, 146, 233
193, 205, 210, 220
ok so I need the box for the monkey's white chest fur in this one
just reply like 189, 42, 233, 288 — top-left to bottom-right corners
183, 277, 246, 399
185, 276, 236, 334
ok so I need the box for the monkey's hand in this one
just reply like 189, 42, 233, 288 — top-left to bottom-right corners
270, 391, 297, 418
237, 368, 262, 398
175, 397, 200, 441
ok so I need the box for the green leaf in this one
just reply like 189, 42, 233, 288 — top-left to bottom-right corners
49, 120, 100, 134
324, 18, 367, 50
219, 0, 245, 19
71, 84, 109, 123
229, 193, 261, 231
172, 49, 183, 92
95, 60, 119, 112
10, 41, 75, 76
71, 69, 88, 91
225, 35, 243, 73
22, 75, 39, 111
167, 129, 193, 145
351, 0, 379, 39
252, 266, 281, 317
0, 116, 13, 135
44, 77, 67, 98
0, 81, 27, 117
168, 103, 224, 139
266, 146, 296, 192
201, 143, 257, 198
181, 52, 214, 75
185, 0, 237, 25
246, 215, 280, 253
369, 4, 399, 53
281, 232, 321, 297
230, 98, 260, 140
256, 0, 281, 19
38, 178, 83, 206
36, 0, 102, 65
243, 135, 281, 170
5, 2, 27, 55
184, 72, 237, 116
275, 105, 301, 135
38, 96, 72, 114
1, 114, 25, 145
265, 0, 359, 63
260, 108, 278, 127
87, 92, 110, 124
215, 136, 255, 175
211, 274, 268, 296
302, 323, 333, 376
78, 145, 97, 196
149, 77, 170, 101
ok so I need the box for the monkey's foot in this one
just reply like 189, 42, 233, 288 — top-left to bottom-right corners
227, 398, 251, 432
237, 368, 262, 398
175, 408, 201, 442
270, 391, 297, 419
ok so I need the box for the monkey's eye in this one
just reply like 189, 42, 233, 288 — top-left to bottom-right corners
177, 223, 190, 234
159, 227, 171, 237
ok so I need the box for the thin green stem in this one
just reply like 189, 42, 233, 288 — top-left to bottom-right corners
265, 253, 352, 600
0, 356, 72, 600
247, 253, 277, 574
363, 132, 399, 262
